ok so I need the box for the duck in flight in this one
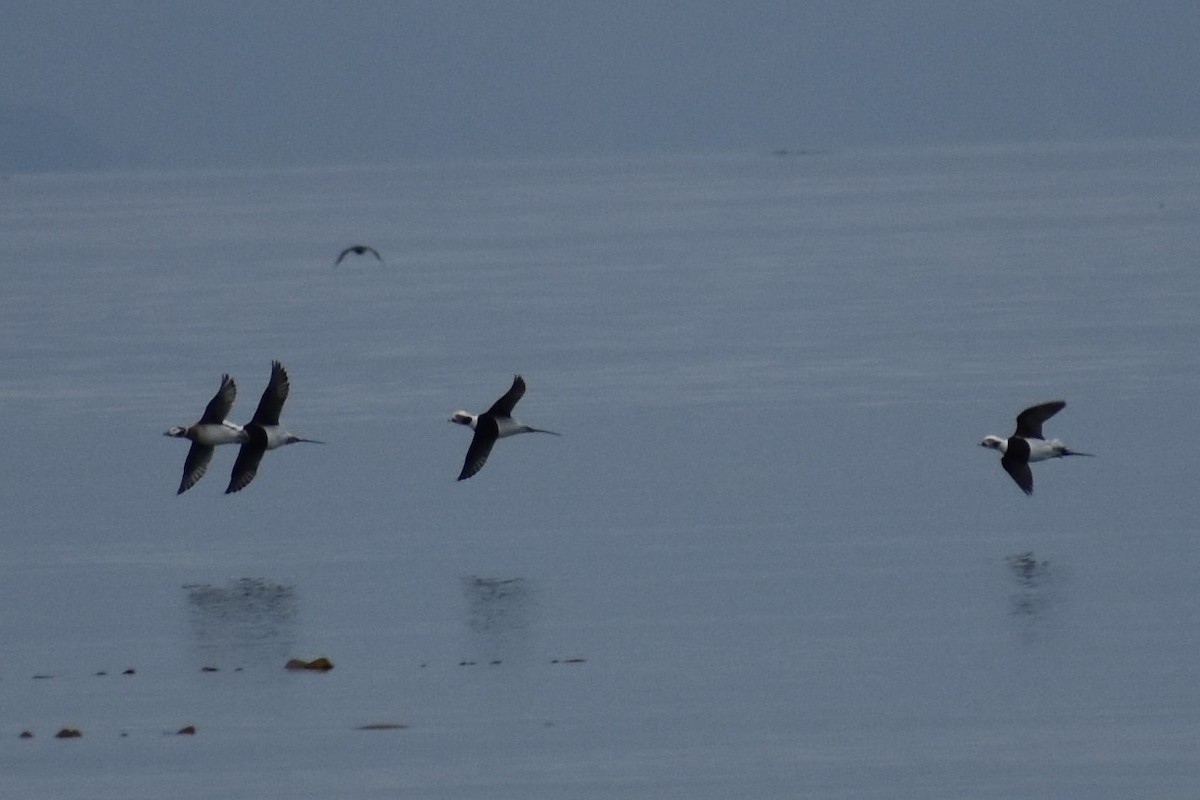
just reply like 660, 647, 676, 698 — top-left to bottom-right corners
335, 244, 382, 265
449, 375, 560, 480
164, 373, 245, 494
980, 400, 1093, 495
226, 361, 324, 494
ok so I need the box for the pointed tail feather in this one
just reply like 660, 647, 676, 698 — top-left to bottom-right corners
526, 426, 561, 436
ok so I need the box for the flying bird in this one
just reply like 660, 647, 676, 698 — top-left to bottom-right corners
449, 374, 560, 480
226, 361, 324, 494
335, 245, 382, 265
980, 400, 1093, 495
164, 374, 245, 494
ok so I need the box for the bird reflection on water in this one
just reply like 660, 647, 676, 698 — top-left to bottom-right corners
461, 576, 536, 665
1004, 552, 1057, 632
185, 578, 298, 666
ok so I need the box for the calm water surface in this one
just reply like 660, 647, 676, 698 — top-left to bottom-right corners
1, 140, 1198, 798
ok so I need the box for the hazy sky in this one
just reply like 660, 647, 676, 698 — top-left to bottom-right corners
2, 1, 1198, 170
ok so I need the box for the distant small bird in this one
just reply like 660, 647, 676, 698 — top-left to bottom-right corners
335, 245, 382, 265
449, 375, 560, 480
226, 361, 323, 494
164, 374, 245, 494
980, 400, 1093, 495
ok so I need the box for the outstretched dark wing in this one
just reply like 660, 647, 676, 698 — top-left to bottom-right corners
249, 361, 289, 426
335, 245, 381, 264
458, 416, 499, 481
226, 428, 269, 494
1013, 400, 1066, 440
198, 374, 237, 424
178, 442, 215, 495
1000, 437, 1034, 495
484, 375, 526, 418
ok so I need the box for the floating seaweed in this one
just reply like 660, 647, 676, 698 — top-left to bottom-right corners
284, 656, 334, 672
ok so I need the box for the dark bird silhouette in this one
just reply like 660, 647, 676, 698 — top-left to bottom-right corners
335, 245, 382, 265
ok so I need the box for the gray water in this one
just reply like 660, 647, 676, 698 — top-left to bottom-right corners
1, 140, 1198, 798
